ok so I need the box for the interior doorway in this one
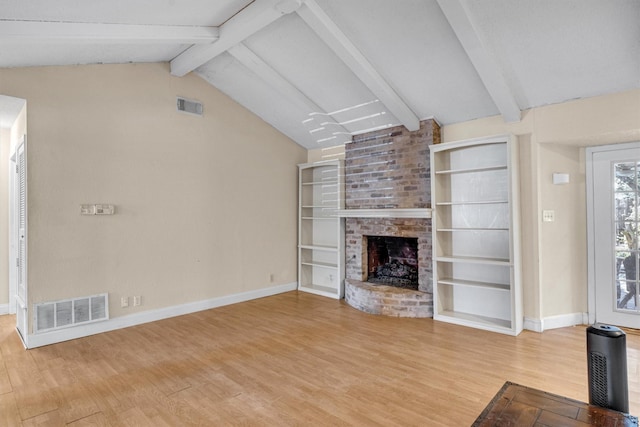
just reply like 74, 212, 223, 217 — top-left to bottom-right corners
1, 94, 27, 345
588, 141, 640, 329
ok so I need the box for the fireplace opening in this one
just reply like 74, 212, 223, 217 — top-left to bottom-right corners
366, 236, 419, 290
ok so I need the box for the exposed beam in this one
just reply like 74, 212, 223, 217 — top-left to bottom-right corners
296, 0, 420, 132
0, 20, 219, 45
227, 43, 351, 140
228, 43, 317, 112
436, 0, 521, 122
170, 0, 302, 77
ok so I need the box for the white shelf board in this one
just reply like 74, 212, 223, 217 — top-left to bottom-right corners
436, 200, 508, 206
298, 159, 341, 167
298, 284, 340, 299
436, 227, 509, 232
299, 244, 339, 252
301, 216, 337, 220
435, 255, 511, 266
435, 165, 507, 175
437, 278, 510, 292
300, 260, 338, 269
435, 310, 512, 332
302, 181, 339, 186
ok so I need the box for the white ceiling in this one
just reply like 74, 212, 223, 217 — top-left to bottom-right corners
1, 0, 639, 147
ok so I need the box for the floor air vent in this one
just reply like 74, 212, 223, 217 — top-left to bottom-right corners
176, 97, 203, 116
35, 293, 109, 333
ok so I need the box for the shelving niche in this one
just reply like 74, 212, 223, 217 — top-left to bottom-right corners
430, 135, 522, 335
298, 160, 345, 299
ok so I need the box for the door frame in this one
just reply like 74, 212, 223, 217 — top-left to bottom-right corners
587, 141, 640, 325
8, 149, 16, 315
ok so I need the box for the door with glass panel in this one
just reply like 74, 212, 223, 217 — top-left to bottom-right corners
590, 143, 640, 328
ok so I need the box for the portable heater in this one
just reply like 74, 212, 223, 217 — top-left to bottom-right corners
586, 323, 629, 413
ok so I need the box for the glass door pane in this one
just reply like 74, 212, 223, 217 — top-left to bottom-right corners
614, 162, 639, 312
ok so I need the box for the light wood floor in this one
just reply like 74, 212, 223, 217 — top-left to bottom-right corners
0, 291, 639, 426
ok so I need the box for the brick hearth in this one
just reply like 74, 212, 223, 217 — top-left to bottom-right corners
345, 280, 433, 318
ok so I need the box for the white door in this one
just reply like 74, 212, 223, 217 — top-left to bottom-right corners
589, 142, 640, 328
8, 152, 16, 315
15, 140, 27, 341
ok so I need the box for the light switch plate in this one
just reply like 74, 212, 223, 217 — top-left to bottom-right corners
80, 204, 96, 215
543, 210, 555, 222
95, 204, 115, 215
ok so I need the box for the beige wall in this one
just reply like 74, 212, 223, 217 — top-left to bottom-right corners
0, 127, 9, 305
0, 63, 306, 331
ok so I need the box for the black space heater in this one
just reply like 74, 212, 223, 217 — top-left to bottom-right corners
586, 323, 629, 413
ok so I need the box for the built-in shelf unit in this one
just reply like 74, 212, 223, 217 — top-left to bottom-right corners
430, 135, 522, 335
298, 160, 345, 299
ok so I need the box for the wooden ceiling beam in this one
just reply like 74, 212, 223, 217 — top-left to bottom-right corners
436, 0, 521, 122
171, 0, 302, 77
0, 20, 218, 45
296, 0, 420, 132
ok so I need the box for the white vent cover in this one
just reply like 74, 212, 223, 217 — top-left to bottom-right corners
35, 293, 109, 333
176, 97, 203, 116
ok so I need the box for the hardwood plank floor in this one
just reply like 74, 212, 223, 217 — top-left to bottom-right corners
0, 291, 639, 426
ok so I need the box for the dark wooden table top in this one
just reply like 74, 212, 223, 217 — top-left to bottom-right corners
473, 381, 638, 426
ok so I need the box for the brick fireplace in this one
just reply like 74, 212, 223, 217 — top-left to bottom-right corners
342, 119, 439, 318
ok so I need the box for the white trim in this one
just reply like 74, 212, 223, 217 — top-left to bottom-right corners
0, 20, 219, 45
0, 304, 8, 315
171, 0, 290, 76
523, 317, 543, 332
542, 313, 586, 331
335, 208, 431, 219
8, 150, 16, 315
26, 282, 297, 348
524, 312, 588, 333
586, 146, 597, 325
586, 141, 640, 326
15, 137, 28, 346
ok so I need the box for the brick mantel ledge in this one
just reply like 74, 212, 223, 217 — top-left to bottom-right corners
335, 208, 431, 219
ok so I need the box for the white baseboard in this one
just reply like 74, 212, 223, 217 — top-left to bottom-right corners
26, 282, 297, 349
523, 317, 543, 332
524, 312, 587, 333
0, 304, 8, 315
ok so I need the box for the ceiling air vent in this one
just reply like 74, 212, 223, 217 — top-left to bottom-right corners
176, 97, 203, 117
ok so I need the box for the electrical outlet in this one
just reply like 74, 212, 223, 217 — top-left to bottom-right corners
121, 296, 129, 308
270, 273, 275, 283
133, 296, 141, 306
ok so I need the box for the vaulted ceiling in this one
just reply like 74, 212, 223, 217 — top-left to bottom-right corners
1, 0, 639, 148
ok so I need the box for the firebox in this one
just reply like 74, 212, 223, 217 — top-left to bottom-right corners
366, 236, 419, 290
